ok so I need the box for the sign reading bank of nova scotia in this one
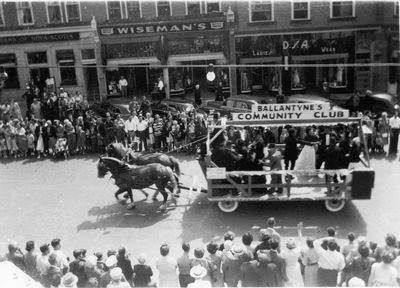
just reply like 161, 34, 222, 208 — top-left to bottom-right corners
0, 32, 80, 46
232, 103, 349, 122
99, 21, 225, 36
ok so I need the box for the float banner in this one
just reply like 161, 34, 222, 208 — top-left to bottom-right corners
232, 103, 348, 121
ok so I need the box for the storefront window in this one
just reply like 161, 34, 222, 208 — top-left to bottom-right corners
107, 1, 122, 20
56, 50, 76, 86
27, 52, 48, 65
47, 1, 63, 24
66, 1, 81, 22
292, 1, 309, 20
395, 1, 399, 16
331, 1, 355, 18
126, 1, 140, 20
250, 0, 273, 22
157, 1, 171, 17
104, 42, 156, 59
168, 36, 223, 55
187, 0, 201, 15
206, 0, 220, 13
81, 49, 96, 60
0, 3, 5, 26
17, 2, 34, 25
0, 54, 19, 89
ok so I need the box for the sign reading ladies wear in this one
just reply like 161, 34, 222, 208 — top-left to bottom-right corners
99, 21, 225, 36
231, 103, 349, 121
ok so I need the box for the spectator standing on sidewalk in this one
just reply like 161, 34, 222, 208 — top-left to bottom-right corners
389, 109, 400, 156
177, 243, 194, 288
119, 76, 128, 98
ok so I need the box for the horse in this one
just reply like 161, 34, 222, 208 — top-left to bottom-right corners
106, 143, 181, 177
97, 156, 179, 211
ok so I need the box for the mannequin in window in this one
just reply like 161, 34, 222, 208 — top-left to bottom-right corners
293, 68, 301, 88
241, 71, 249, 92
336, 67, 344, 86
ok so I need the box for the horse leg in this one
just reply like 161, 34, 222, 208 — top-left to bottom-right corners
157, 183, 176, 212
126, 188, 136, 209
115, 187, 128, 203
152, 190, 159, 201
139, 189, 149, 199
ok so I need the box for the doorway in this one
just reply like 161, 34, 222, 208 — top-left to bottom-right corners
84, 65, 100, 101
30, 68, 50, 92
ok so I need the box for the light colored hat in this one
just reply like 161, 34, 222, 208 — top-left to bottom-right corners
231, 244, 244, 256
348, 277, 366, 287
61, 272, 78, 288
110, 267, 123, 281
190, 265, 207, 279
137, 253, 147, 264
85, 255, 97, 269
105, 255, 117, 267
286, 238, 296, 250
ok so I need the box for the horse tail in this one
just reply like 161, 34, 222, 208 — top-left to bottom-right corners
170, 156, 181, 177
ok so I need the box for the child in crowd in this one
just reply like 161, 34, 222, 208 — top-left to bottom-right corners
27, 130, 35, 156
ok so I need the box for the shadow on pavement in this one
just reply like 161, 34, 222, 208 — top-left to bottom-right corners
179, 198, 367, 245
77, 200, 172, 231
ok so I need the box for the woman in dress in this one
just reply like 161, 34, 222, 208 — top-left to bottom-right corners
377, 112, 390, 152
156, 244, 179, 287
9, 120, 19, 158
35, 120, 46, 159
281, 238, 304, 287
65, 121, 77, 154
15, 121, 27, 157
47, 120, 57, 156
206, 242, 223, 287
301, 237, 319, 287
294, 126, 319, 170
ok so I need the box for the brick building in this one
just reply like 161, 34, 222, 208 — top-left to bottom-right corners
0, 1, 398, 103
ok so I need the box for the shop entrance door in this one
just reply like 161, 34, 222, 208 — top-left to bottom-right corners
84, 65, 100, 102
30, 68, 50, 92
304, 61, 316, 89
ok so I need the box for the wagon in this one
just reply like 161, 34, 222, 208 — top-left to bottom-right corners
205, 103, 374, 213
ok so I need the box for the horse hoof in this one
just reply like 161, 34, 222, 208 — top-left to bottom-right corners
127, 203, 136, 209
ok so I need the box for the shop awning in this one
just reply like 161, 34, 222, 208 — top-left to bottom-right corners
106, 57, 161, 70
167, 52, 226, 64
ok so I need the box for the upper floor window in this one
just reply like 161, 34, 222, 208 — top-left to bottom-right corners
331, 1, 355, 18
157, 0, 171, 17
186, 0, 201, 15
206, 0, 221, 13
292, 1, 310, 20
250, 0, 273, 22
395, 1, 399, 16
107, 1, 123, 20
126, 1, 141, 20
47, 1, 63, 24
17, 2, 34, 25
27, 51, 48, 65
66, 1, 81, 22
0, 3, 4, 26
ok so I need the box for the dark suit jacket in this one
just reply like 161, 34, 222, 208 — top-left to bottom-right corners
325, 144, 343, 169
257, 250, 287, 287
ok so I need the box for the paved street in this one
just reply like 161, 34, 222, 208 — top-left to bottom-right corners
1, 153, 400, 270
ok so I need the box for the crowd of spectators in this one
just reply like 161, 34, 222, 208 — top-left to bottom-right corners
3, 217, 400, 287
0, 84, 208, 160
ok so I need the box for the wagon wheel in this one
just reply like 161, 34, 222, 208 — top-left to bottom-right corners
324, 199, 346, 212
218, 201, 239, 213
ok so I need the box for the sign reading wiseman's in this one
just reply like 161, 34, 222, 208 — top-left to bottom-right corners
232, 103, 348, 121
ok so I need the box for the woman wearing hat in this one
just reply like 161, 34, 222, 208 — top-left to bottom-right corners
281, 238, 304, 286
188, 265, 211, 288
107, 267, 131, 288
60, 272, 79, 288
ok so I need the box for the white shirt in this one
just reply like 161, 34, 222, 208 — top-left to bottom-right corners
368, 262, 398, 286
119, 79, 128, 87
314, 238, 345, 271
137, 120, 148, 132
389, 116, 400, 129
36, 254, 50, 276
125, 117, 138, 132
53, 249, 69, 270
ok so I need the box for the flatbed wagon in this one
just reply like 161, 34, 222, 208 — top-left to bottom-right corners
205, 103, 375, 213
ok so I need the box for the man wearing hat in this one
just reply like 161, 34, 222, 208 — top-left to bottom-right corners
99, 255, 127, 288
61, 272, 79, 288
188, 265, 211, 288
222, 244, 246, 287
263, 143, 283, 194
107, 267, 131, 288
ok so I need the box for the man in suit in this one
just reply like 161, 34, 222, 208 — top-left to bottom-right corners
257, 239, 288, 287
264, 143, 283, 194
324, 132, 344, 193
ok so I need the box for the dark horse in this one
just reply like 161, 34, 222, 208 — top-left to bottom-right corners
106, 143, 181, 177
97, 157, 179, 211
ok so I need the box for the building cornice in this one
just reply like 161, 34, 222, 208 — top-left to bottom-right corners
0, 25, 92, 38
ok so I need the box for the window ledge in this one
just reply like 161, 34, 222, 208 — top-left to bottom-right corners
248, 20, 276, 25
329, 16, 356, 21
290, 19, 311, 23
